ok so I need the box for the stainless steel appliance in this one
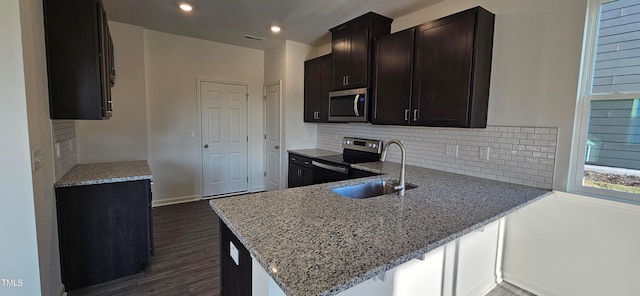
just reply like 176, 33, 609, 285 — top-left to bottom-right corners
312, 137, 382, 184
328, 88, 368, 122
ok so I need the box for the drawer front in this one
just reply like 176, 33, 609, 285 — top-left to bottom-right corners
289, 153, 313, 168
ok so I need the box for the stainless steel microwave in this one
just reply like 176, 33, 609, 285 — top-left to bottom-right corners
328, 88, 368, 122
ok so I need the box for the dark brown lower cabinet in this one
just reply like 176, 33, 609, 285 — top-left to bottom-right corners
220, 219, 252, 296
55, 180, 152, 291
288, 153, 314, 188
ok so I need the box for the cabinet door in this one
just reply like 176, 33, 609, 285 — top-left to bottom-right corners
288, 164, 303, 188
332, 33, 350, 90
302, 166, 314, 186
44, 0, 104, 119
345, 27, 369, 88
220, 219, 252, 296
372, 28, 415, 125
98, 4, 112, 118
411, 7, 495, 127
288, 164, 314, 188
412, 14, 475, 127
304, 54, 331, 122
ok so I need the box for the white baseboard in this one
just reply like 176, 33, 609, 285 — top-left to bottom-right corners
58, 284, 66, 296
503, 271, 560, 296
152, 195, 200, 207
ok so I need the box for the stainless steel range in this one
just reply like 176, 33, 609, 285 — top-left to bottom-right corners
312, 137, 382, 184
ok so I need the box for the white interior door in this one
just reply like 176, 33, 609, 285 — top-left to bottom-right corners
201, 81, 248, 197
264, 83, 281, 191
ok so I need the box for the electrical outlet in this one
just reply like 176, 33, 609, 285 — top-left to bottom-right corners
480, 147, 490, 161
445, 144, 458, 157
55, 142, 61, 158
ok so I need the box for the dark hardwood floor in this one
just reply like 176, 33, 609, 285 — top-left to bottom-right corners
69, 201, 220, 296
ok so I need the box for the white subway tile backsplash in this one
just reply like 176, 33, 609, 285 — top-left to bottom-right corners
52, 120, 77, 181
317, 123, 558, 189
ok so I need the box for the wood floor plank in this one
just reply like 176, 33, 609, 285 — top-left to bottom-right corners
485, 281, 536, 296
69, 200, 220, 296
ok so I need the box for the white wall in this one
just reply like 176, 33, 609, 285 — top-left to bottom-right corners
144, 30, 265, 203
283, 41, 317, 151
0, 0, 44, 294
76, 22, 148, 164
265, 41, 286, 85
19, 0, 63, 294
503, 191, 640, 295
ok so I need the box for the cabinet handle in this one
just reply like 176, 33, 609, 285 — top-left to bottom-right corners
346, 76, 350, 85
291, 157, 296, 161
353, 95, 360, 117
413, 109, 419, 121
404, 109, 409, 121
342, 76, 346, 86
314, 111, 319, 120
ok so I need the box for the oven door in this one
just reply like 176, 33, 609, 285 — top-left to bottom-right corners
312, 160, 350, 184
329, 88, 367, 122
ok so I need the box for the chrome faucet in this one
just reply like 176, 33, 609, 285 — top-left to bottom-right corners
380, 139, 406, 196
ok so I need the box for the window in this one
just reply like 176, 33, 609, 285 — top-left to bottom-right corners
572, 0, 640, 203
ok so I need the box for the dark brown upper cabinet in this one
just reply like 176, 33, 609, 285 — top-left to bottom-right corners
330, 12, 392, 91
43, 0, 115, 120
372, 7, 495, 128
304, 54, 332, 122
372, 28, 416, 125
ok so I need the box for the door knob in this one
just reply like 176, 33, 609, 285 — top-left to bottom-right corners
274, 146, 280, 149
204, 144, 209, 148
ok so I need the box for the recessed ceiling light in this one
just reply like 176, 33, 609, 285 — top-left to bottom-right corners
270, 26, 281, 33
179, 3, 193, 11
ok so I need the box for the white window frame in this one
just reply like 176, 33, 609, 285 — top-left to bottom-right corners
569, 0, 640, 204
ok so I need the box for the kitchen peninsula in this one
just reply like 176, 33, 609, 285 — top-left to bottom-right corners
210, 161, 550, 296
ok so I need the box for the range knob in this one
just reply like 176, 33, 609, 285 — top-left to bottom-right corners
371, 143, 377, 149
345, 140, 351, 145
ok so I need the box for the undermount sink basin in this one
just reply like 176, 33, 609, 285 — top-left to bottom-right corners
331, 179, 417, 199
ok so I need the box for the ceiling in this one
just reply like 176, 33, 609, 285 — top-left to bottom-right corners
103, 0, 444, 50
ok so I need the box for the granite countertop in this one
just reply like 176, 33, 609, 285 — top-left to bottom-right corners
55, 160, 152, 188
209, 161, 550, 296
287, 148, 341, 158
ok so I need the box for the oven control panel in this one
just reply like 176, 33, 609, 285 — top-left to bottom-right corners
342, 137, 383, 154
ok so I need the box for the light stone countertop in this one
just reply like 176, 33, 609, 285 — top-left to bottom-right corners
287, 148, 342, 158
209, 161, 550, 296
54, 160, 152, 188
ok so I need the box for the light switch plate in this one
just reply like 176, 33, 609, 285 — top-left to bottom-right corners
32, 149, 42, 171
229, 241, 239, 266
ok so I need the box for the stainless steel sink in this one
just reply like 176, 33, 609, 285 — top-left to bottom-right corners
331, 180, 417, 199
